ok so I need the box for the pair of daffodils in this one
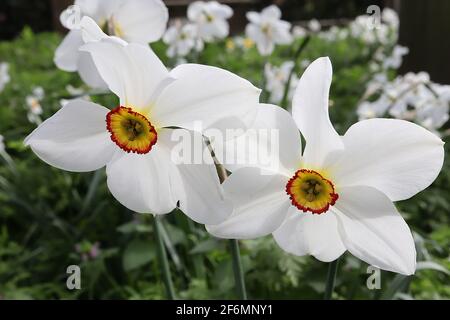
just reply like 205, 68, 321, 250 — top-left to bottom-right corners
28, 29, 444, 277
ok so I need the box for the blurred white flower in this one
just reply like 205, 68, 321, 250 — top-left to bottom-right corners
187, 1, 233, 42
208, 57, 445, 276
55, 0, 169, 88
163, 21, 203, 58
245, 5, 293, 56
308, 19, 321, 32
0, 62, 10, 93
26, 87, 45, 125
382, 45, 409, 70
359, 71, 450, 131
382, 7, 400, 30
292, 25, 307, 38
26, 38, 261, 222
265, 61, 299, 104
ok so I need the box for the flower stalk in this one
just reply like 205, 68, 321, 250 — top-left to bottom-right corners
153, 215, 176, 300
324, 258, 339, 300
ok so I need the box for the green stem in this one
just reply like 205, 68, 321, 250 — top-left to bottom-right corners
79, 169, 103, 217
281, 35, 311, 109
153, 215, 176, 299
324, 258, 339, 300
230, 239, 247, 300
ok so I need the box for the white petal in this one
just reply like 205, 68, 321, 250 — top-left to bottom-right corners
77, 52, 108, 89
207, 167, 291, 239
292, 57, 343, 166
54, 30, 84, 72
262, 5, 282, 20
328, 119, 445, 201
213, 104, 301, 176
80, 16, 107, 43
153, 64, 260, 136
81, 40, 169, 109
112, 0, 168, 43
273, 208, 346, 262
334, 185, 416, 275
25, 100, 115, 172
160, 129, 232, 225
246, 12, 261, 24
106, 142, 177, 215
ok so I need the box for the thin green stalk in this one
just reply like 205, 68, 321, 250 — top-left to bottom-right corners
79, 169, 103, 217
230, 239, 247, 300
153, 215, 176, 300
281, 35, 311, 109
324, 258, 339, 300
214, 161, 248, 300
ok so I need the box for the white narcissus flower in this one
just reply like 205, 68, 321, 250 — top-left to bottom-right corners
264, 61, 299, 104
208, 57, 445, 275
26, 87, 45, 125
0, 62, 10, 93
55, 0, 168, 88
245, 5, 292, 56
26, 39, 261, 224
187, 1, 233, 42
163, 21, 203, 58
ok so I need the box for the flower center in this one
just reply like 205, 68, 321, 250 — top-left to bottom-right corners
106, 107, 157, 154
286, 169, 338, 214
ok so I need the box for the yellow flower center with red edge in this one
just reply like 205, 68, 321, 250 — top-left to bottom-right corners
106, 107, 157, 154
286, 169, 338, 214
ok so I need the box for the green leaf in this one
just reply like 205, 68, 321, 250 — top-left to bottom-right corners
122, 240, 156, 271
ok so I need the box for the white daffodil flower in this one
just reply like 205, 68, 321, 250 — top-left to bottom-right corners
187, 1, 233, 42
26, 87, 45, 125
0, 62, 10, 93
208, 57, 445, 275
26, 39, 261, 224
163, 21, 203, 58
55, 0, 168, 88
245, 5, 292, 56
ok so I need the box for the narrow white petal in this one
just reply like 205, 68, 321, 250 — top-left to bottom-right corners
292, 57, 343, 166
334, 185, 416, 275
81, 40, 169, 109
54, 30, 84, 72
106, 143, 178, 214
160, 129, 232, 225
328, 119, 445, 201
153, 64, 260, 136
207, 167, 291, 239
113, 0, 168, 43
77, 52, 108, 89
273, 208, 346, 262
25, 100, 115, 172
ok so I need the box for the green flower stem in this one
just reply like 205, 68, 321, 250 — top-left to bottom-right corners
230, 239, 248, 300
153, 215, 176, 300
215, 161, 248, 300
281, 35, 311, 109
324, 258, 339, 300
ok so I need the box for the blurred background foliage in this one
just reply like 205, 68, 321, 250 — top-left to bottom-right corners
0, 24, 448, 299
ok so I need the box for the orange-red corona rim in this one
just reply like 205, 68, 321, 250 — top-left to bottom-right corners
286, 169, 339, 215
106, 106, 157, 154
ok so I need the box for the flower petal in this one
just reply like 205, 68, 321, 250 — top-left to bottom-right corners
160, 129, 233, 225
334, 185, 416, 275
292, 57, 343, 166
81, 40, 169, 109
213, 104, 301, 176
207, 167, 291, 239
25, 100, 115, 172
153, 64, 260, 136
106, 141, 178, 214
328, 119, 445, 201
112, 0, 168, 43
54, 30, 84, 72
273, 208, 346, 262
77, 51, 108, 89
